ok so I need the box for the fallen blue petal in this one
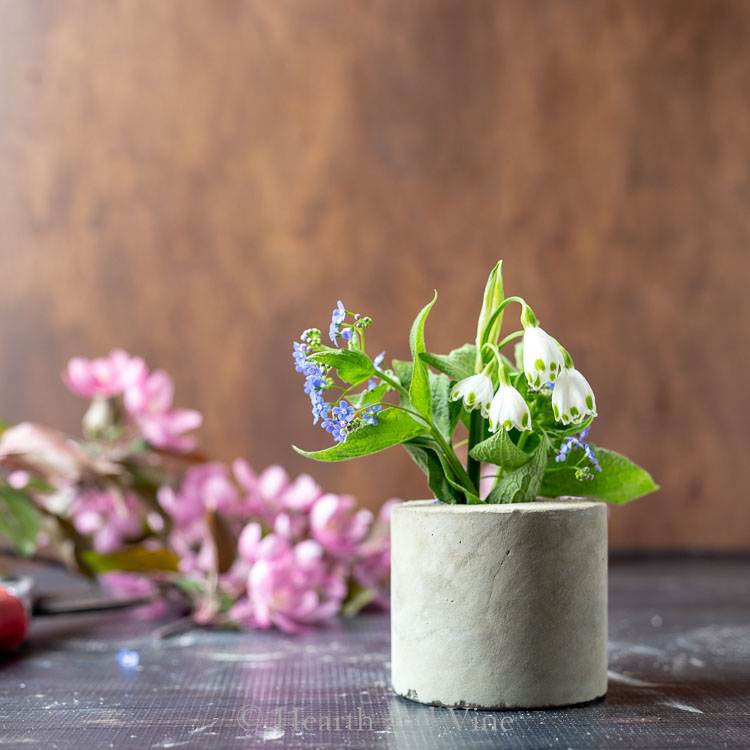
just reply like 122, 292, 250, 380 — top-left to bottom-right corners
116, 648, 140, 669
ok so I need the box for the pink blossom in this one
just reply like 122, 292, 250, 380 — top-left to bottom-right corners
158, 462, 239, 528
272, 511, 309, 542
310, 494, 373, 557
169, 521, 216, 575
281, 473, 323, 513
125, 370, 202, 452
251, 465, 290, 518
241, 534, 346, 633
99, 572, 167, 620
271, 474, 324, 541
71, 489, 145, 553
123, 369, 173, 416
228, 598, 257, 628
352, 548, 390, 609
222, 521, 262, 595
0, 422, 120, 484
232, 458, 258, 494
232, 462, 322, 528
237, 521, 263, 563
352, 498, 400, 608
7, 471, 30, 489
139, 410, 202, 452
62, 349, 146, 399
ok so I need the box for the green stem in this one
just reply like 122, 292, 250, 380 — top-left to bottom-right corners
517, 432, 531, 452
387, 401, 477, 499
333, 383, 358, 406
430, 426, 477, 499
377, 370, 410, 400
378, 370, 477, 500
480, 296, 528, 350
466, 410, 483, 491
497, 330, 524, 351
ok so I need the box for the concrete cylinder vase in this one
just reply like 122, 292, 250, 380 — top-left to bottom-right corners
390, 499, 608, 710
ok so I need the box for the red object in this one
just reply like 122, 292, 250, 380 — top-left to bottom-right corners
0, 587, 29, 651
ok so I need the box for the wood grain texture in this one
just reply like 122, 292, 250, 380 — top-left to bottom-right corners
2, 554, 750, 748
0, 0, 748, 548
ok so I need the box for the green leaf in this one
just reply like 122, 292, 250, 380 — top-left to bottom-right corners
469, 430, 531, 469
429, 371, 461, 441
486, 440, 548, 504
392, 359, 413, 393
307, 349, 374, 386
409, 292, 438, 417
82, 546, 180, 574
293, 408, 426, 462
514, 341, 524, 372
420, 344, 477, 382
348, 383, 388, 408
0, 486, 40, 557
546, 416, 595, 439
403, 444, 464, 504
341, 584, 377, 618
540, 446, 659, 504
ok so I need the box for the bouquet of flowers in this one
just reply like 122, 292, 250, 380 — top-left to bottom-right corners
0, 351, 396, 634
293, 260, 657, 505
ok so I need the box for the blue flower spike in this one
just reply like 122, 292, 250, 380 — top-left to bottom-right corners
555, 427, 602, 478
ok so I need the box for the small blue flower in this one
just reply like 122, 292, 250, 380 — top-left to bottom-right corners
555, 436, 580, 462
293, 341, 310, 373
329, 301, 347, 346
304, 368, 327, 396
361, 404, 382, 426
555, 428, 601, 474
367, 351, 387, 388
322, 418, 350, 443
301, 360, 321, 377
332, 423, 349, 443
341, 328, 353, 341
332, 300, 346, 325
311, 393, 331, 425
584, 443, 602, 472
332, 401, 355, 422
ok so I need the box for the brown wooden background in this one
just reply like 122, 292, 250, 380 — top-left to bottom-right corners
0, 0, 748, 549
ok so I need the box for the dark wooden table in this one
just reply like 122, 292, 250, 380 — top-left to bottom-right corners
0, 556, 748, 749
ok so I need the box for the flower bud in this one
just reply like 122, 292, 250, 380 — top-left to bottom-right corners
475, 261, 504, 369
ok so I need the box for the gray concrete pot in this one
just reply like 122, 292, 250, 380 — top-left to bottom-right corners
390, 499, 607, 710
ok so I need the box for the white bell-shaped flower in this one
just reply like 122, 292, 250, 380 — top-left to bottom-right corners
450, 374, 494, 418
523, 327, 565, 388
488, 384, 531, 432
552, 368, 597, 425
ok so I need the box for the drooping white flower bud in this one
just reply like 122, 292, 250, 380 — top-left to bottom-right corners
522, 327, 565, 388
552, 368, 597, 425
488, 384, 531, 433
450, 374, 494, 418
